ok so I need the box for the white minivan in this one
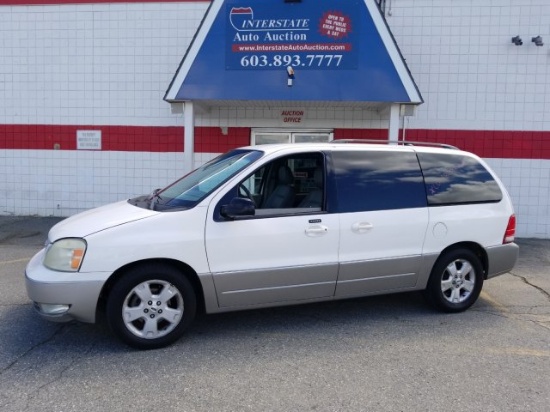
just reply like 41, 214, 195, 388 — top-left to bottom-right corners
25, 141, 519, 349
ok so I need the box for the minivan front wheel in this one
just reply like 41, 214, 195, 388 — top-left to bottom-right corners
425, 249, 484, 313
106, 265, 196, 349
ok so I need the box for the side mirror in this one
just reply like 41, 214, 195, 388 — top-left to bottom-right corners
220, 197, 255, 219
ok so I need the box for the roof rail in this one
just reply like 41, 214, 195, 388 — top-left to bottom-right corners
330, 139, 459, 150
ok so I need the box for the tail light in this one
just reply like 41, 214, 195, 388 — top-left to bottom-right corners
503, 214, 516, 244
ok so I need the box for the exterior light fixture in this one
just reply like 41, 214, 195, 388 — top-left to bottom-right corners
287, 66, 295, 87
511, 36, 523, 45
532, 36, 544, 46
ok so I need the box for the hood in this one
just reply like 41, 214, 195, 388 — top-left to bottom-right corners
49, 200, 159, 241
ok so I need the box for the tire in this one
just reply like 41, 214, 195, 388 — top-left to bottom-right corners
424, 248, 484, 313
106, 264, 196, 349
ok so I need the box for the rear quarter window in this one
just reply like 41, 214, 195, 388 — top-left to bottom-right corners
417, 152, 503, 206
331, 151, 427, 213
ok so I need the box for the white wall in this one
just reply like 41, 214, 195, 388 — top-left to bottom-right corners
2, 150, 186, 216
0, 2, 207, 126
388, 0, 550, 131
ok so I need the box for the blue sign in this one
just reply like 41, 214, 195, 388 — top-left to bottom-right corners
165, 0, 422, 104
226, 1, 360, 70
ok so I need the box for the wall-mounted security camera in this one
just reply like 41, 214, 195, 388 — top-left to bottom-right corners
511, 35, 523, 46
532, 36, 544, 46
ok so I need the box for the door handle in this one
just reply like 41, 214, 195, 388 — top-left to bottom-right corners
305, 224, 329, 237
351, 222, 373, 233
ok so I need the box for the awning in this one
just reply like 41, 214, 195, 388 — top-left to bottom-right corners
164, 0, 423, 107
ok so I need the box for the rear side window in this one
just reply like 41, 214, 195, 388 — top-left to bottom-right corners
417, 152, 502, 206
332, 151, 426, 213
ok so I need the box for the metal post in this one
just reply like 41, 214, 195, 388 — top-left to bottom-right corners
388, 103, 400, 142
183, 101, 195, 174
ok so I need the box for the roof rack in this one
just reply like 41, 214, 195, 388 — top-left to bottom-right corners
330, 139, 459, 150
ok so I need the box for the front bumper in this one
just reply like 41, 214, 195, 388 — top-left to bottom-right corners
485, 242, 520, 279
25, 249, 110, 323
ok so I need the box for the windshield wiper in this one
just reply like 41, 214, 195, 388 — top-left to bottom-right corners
148, 188, 163, 210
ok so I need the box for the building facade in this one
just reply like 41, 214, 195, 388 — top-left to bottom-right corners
1, 0, 549, 238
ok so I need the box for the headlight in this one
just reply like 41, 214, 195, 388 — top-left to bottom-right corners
43, 238, 87, 272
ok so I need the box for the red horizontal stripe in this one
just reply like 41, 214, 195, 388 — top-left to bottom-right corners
0, 0, 208, 5
1, 124, 550, 159
0, 125, 251, 153
403, 129, 550, 160
332, 128, 550, 159
0, 125, 183, 152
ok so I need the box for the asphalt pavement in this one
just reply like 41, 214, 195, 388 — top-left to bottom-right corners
0, 215, 549, 412
0, 216, 63, 246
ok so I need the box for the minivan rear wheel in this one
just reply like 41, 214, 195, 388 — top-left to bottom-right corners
106, 264, 196, 349
425, 249, 484, 313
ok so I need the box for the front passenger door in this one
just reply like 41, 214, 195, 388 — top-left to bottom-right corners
205, 152, 340, 308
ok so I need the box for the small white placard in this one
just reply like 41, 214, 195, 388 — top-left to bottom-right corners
77, 130, 102, 150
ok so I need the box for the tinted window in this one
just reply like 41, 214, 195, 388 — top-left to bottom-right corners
332, 151, 426, 213
417, 152, 502, 206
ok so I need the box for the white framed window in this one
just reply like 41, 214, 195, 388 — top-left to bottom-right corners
252, 132, 290, 145
251, 129, 333, 145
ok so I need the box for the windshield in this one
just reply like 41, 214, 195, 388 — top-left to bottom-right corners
132, 149, 263, 211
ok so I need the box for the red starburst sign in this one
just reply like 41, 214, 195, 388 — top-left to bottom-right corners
319, 11, 352, 39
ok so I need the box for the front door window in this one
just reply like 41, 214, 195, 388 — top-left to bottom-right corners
238, 152, 325, 214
